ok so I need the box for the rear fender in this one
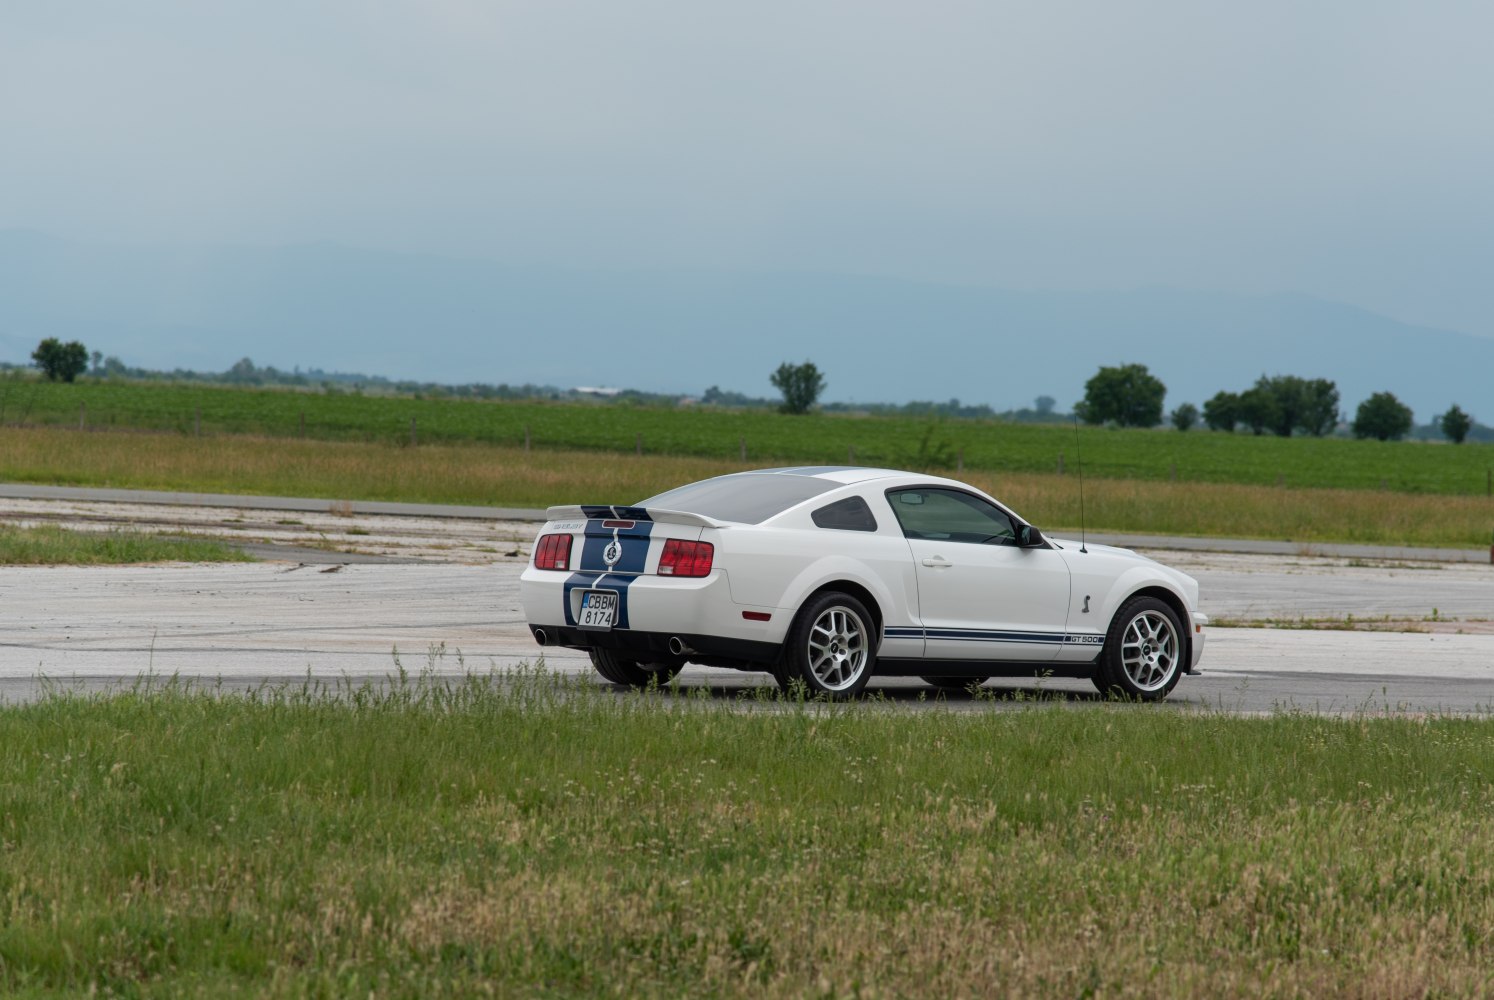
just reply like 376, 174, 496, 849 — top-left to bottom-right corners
774, 555, 899, 634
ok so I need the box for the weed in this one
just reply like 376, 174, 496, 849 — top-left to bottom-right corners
0, 524, 251, 565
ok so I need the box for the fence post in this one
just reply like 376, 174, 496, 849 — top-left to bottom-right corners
957, 448, 964, 474
1057, 451, 1064, 475
194, 407, 201, 437
79, 402, 85, 431
1170, 463, 1177, 482
739, 437, 746, 462
524, 425, 531, 453
299, 411, 305, 438
410, 417, 417, 446
848, 444, 855, 464
1487, 469, 1491, 498
635, 433, 642, 456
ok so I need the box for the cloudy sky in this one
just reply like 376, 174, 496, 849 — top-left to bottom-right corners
4, 1, 1492, 338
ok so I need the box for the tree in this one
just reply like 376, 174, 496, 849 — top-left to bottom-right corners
1034, 395, 1056, 416
1438, 404, 1473, 445
1235, 386, 1280, 436
770, 361, 825, 415
31, 338, 89, 382
1352, 392, 1413, 441
1249, 375, 1339, 437
1170, 402, 1199, 432
1075, 363, 1166, 428
1295, 378, 1341, 437
1202, 391, 1239, 432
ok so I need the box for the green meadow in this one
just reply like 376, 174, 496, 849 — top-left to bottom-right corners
1, 672, 1492, 997
3, 428, 1492, 547
4, 378, 1492, 495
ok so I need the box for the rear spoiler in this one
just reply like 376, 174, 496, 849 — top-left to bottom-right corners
544, 505, 729, 529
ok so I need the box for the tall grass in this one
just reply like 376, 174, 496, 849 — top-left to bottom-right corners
3, 427, 1492, 546
0, 524, 251, 564
1, 671, 1493, 996
5, 377, 1494, 494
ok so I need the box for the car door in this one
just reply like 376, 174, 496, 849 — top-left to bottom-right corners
887, 487, 1072, 662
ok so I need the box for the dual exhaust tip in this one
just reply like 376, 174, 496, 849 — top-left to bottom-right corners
530, 627, 693, 658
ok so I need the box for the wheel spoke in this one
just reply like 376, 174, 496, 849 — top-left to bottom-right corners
1117, 610, 1178, 692
804, 604, 869, 692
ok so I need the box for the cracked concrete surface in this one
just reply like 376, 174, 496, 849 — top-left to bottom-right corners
2, 497, 1491, 712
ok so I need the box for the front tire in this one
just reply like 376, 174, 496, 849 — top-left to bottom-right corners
776, 592, 877, 698
588, 649, 682, 689
1093, 596, 1184, 701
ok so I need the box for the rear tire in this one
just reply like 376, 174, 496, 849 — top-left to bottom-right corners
775, 591, 876, 698
588, 649, 682, 689
1092, 596, 1184, 702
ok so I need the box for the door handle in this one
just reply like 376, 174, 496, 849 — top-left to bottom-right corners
921, 556, 952, 568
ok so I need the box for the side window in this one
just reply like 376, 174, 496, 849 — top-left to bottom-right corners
811, 496, 879, 532
887, 488, 1016, 544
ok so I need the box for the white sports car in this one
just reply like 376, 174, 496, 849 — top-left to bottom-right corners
521, 467, 1206, 700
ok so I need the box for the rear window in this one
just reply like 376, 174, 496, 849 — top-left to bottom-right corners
811, 496, 878, 532
640, 474, 837, 524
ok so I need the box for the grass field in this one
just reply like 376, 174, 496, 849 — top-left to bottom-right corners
3, 427, 1493, 547
0, 524, 250, 565
5, 378, 1494, 495
1, 672, 1492, 996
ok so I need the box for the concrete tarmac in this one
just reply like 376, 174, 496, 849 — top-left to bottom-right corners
4, 557, 1491, 714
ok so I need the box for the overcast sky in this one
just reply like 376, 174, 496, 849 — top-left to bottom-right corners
4, 1, 1492, 338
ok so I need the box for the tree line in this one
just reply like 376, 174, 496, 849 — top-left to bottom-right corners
1078, 363, 1476, 443
19, 340, 1482, 443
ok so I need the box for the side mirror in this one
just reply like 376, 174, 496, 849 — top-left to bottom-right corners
1017, 524, 1045, 548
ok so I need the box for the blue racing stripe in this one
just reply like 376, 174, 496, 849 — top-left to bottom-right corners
926, 627, 1067, 645
561, 520, 655, 629
887, 626, 1070, 647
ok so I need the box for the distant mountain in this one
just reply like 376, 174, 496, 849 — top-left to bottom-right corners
1, 230, 1489, 421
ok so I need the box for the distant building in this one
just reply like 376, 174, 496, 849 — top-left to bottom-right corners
573, 386, 623, 398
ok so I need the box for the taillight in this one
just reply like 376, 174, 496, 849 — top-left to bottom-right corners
533, 533, 573, 571
658, 539, 714, 577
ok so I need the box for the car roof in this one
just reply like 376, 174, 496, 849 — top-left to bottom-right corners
746, 466, 929, 485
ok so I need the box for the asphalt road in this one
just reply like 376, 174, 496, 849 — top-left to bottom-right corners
5, 558, 1492, 714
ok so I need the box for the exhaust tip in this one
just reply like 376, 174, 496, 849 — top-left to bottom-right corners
533, 628, 548, 646
667, 636, 693, 657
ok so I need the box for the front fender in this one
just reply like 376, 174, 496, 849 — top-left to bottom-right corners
1062, 547, 1199, 634
1095, 566, 1193, 626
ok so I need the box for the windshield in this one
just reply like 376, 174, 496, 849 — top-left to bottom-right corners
640, 474, 837, 524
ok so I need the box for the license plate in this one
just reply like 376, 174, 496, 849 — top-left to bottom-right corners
577, 589, 619, 630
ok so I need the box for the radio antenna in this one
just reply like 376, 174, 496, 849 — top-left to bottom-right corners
1073, 416, 1088, 554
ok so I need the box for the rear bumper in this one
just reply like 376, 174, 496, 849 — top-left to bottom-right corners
521, 564, 788, 663
530, 625, 781, 667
